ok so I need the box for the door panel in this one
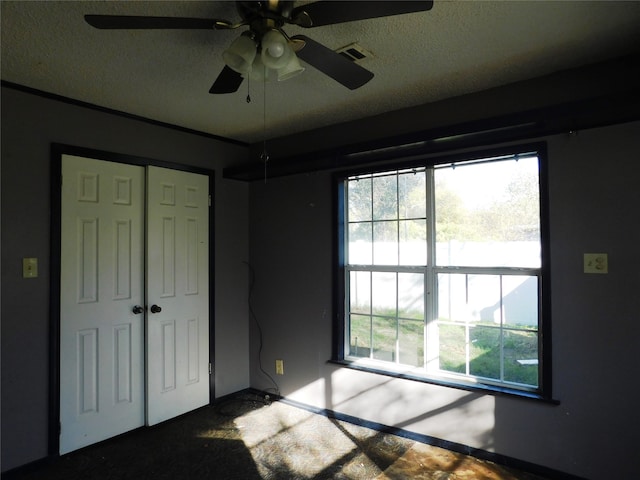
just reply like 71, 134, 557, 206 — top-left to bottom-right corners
146, 166, 210, 425
60, 157, 211, 451
60, 155, 145, 454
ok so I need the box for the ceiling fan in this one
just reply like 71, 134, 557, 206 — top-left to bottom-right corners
85, 1, 434, 94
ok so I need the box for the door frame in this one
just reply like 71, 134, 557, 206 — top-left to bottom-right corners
49, 143, 216, 456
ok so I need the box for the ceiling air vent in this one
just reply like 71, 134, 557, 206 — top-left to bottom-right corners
336, 43, 373, 62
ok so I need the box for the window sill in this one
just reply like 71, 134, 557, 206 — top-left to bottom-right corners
328, 359, 560, 405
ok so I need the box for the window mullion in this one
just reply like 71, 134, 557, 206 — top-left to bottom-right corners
425, 167, 438, 372
369, 271, 373, 360
465, 323, 470, 376
368, 176, 374, 360
395, 174, 400, 364
395, 272, 400, 364
499, 275, 505, 382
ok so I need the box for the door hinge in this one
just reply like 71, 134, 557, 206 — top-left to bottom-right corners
208, 363, 213, 375
208, 194, 212, 207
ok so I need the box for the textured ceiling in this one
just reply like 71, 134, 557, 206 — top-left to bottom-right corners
2, 1, 640, 144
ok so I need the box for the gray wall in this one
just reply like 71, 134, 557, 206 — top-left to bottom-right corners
1, 86, 251, 472
248, 120, 640, 480
3, 77, 639, 478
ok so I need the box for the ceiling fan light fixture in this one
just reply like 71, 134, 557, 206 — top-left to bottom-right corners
222, 33, 257, 74
261, 29, 293, 70
246, 54, 275, 82
277, 54, 305, 82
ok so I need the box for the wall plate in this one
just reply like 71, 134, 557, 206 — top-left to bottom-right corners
23, 257, 38, 278
584, 253, 607, 274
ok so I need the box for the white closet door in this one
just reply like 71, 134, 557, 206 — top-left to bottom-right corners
145, 166, 210, 426
59, 155, 145, 454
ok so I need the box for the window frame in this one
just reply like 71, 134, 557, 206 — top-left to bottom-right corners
333, 142, 554, 402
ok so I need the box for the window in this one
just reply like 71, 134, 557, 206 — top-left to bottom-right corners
337, 147, 550, 398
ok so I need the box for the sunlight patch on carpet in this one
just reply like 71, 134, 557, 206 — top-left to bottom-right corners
235, 401, 365, 478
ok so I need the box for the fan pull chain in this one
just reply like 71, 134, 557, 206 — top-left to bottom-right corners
245, 74, 268, 182
260, 71, 269, 184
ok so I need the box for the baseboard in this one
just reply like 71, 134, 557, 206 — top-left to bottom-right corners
255, 390, 587, 480
1, 456, 57, 479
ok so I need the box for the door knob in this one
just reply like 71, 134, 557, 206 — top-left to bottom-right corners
132, 305, 144, 315
150, 304, 162, 314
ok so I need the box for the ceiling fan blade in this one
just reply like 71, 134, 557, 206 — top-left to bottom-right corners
209, 66, 244, 94
292, 35, 373, 90
84, 15, 221, 30
291, 1, 433, 28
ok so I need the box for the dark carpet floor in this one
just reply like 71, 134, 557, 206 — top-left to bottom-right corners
3, 392, 551, 479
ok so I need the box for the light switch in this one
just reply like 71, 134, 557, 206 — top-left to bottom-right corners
584, 253, 607, 274
23, 257, 38, 278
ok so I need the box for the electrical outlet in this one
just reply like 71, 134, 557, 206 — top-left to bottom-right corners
584, 253, 608, 274
275, 359, 284, 375
23, 257, 38, 278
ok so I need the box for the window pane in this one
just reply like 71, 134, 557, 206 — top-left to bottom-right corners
373, 221, 398, 265
435, 156, 541, 268
399, 219, 427, 265
399, 319, 424, 367
372, 272, 396, 316
398, 171, 426, 219
437, 274, 501, 324
469, 326, 500, 380
372, 316, 396, 362
373, 175, 397, 220
350, 314, 371, 358
348, 177, 372, 222
438, 323, 465, 374
398, 273, 424, 320
348, 222, 372, 265
437, 273, 467, 322
349, 271, 371, 314
504, 330, 538, 386
502, 275, 538, 328
468, 275, 501, 324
